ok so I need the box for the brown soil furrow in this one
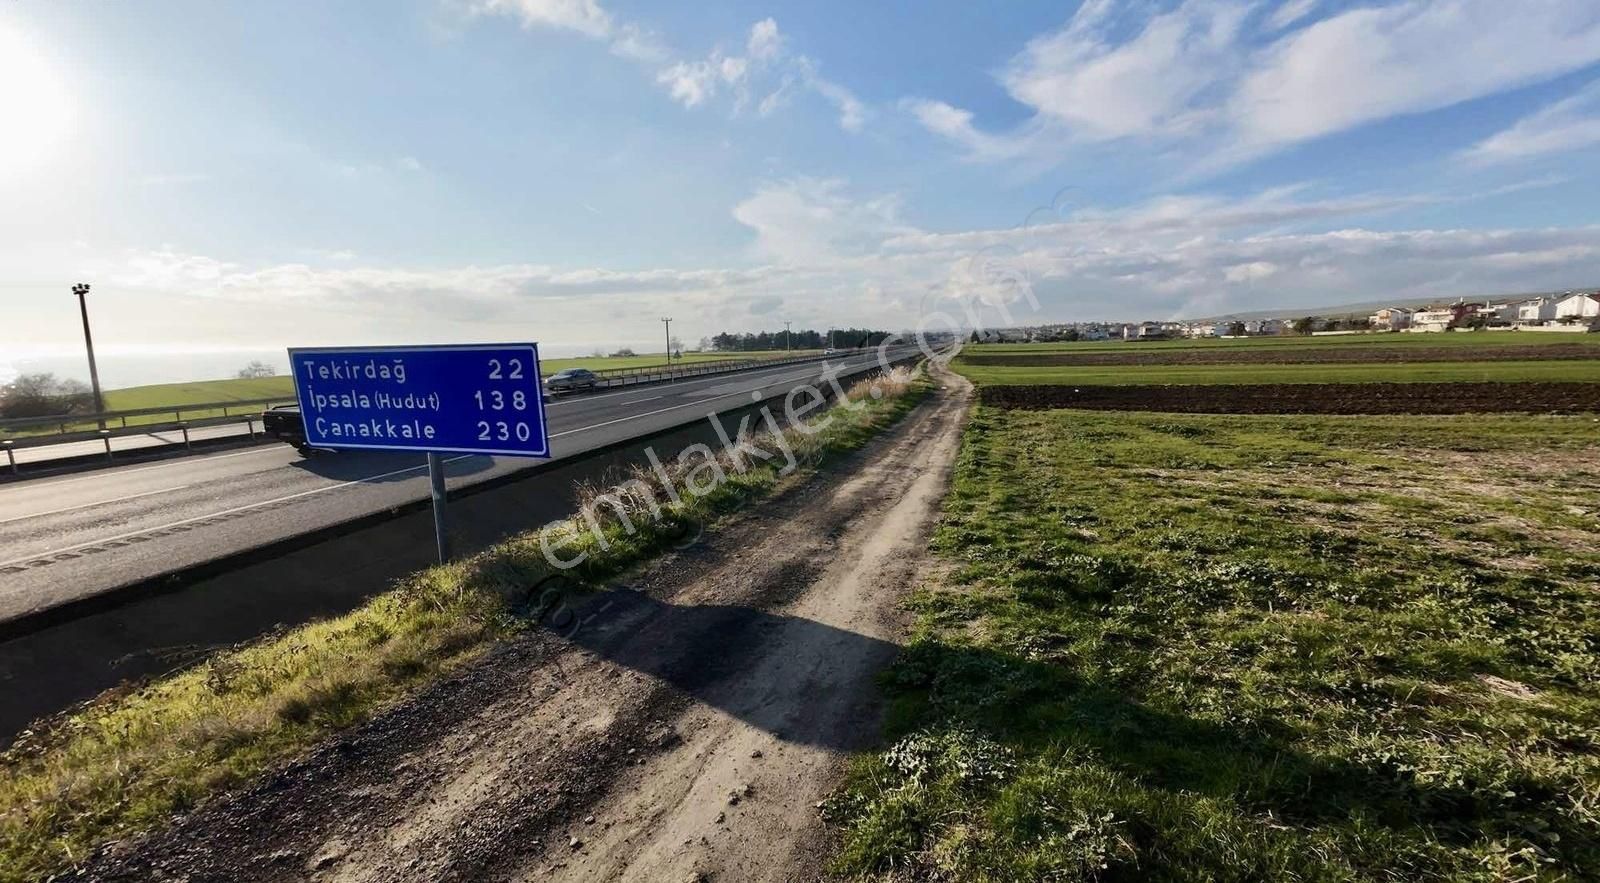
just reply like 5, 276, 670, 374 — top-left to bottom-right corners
980, 381, 1600, 414
962, 342, 1600, 367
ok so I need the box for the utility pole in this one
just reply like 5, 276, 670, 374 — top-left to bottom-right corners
661, 317, 673, 363
783, 320, 792, 352
72, 283, 106, 428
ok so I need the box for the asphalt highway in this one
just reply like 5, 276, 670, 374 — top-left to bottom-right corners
0, 351, 906, 625
7, 421, 275, 468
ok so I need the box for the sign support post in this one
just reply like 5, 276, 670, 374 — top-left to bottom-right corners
427, 452, 451, 564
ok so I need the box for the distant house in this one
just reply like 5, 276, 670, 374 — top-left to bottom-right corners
1244, 318, 1285, 335
1554, 291, 1600, 322
1078, 325, 1111, 341
1369, 307, 1412, 331
1517, 297, 1560, 323
1410, 302, 1473, 332
1475, 302, 1519, 325
1124, 321, 1167, 340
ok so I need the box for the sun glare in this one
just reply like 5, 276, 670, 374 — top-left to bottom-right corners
0, 22, 73, 177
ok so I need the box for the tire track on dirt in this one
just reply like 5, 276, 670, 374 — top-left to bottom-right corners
68, 367, 972, 883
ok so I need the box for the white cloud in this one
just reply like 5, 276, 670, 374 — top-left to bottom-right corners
1223, 260, 1279, 282
1001, 0, 1248, 139
651, 19, 867, 132
747, 18, 782, 61
903, 99, 1032, 161
608, 23, 668, 62
467, 0, 612, 39
656, 60, 719, 108
1462, 79, 1600, 165
468, 3, 867, 133
1228, 0, 1600, 159
1265, 0, 1318, 32
801, 60, 867, 132
914, 0, 1600, 172
731, 178, 915, 264
16, 184, 1595, 361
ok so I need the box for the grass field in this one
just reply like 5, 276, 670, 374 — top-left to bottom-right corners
828, 407, 1600, 880
954, 359, 1600, 386
964, 331, 1600, 355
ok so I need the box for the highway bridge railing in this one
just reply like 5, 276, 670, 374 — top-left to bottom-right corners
583, 349, 867, 389
0, 397, 296, 441
1, 347, 912, 470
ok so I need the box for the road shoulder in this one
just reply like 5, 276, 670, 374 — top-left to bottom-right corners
66, 365, 972, 882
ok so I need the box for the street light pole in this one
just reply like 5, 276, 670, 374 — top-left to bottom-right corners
784, 320, 792, 352
661, 317, 673, 363
72, 283, 106, 428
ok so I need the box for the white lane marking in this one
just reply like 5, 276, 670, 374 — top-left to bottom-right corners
0, 485, 194, 526
0, 356, 881, 564
611, 393, 666, 405
0, 456, 470, 569
542, 356, 840, 406
552, 380, 780, 437
8, 445, 285, 491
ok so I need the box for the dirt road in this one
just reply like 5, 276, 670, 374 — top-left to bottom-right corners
71, 368, 971, 883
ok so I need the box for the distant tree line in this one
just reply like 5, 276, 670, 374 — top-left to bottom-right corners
235, 361, 277, 379
0, 373, 94, 419
702, 328, 888, 352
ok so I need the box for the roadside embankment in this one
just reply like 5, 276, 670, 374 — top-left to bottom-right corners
0, 365, 930, 883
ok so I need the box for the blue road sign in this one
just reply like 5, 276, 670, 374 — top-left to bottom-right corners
288, 343, 551, 457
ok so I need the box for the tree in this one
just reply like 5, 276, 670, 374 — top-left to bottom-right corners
1291, 316, 1317, 335
609, 347, 637, 358
0, 373, 94, 419
235, 360, 277, 379
1228, 321, 1246, 337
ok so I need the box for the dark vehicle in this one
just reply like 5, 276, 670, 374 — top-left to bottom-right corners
261, 404, 311, 453
544, 367, 600, 393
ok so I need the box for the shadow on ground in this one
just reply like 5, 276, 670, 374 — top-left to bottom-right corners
543, 587, 901, 753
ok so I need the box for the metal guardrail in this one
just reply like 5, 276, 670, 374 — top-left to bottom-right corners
0, 352, 838, 438
0, 349, 897, 473
585, 350, 836, 389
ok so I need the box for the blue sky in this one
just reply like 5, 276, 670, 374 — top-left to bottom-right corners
3, 0, 1600, 384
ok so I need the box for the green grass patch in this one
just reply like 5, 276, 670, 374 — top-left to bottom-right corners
0, 367, 926, 883
965, 333, 1600, 355
954, 359, 1600, 386
828, 407, 1600, 881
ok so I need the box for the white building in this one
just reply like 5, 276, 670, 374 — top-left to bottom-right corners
1518, 298, 1560, 323
1554, 292, 1600, 321
1410, 304, 1470, 332
1476, 302, 1519, 325
1369, 307, 1412, 331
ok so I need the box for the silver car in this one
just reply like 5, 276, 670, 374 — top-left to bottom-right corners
544, 367, 600, 393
